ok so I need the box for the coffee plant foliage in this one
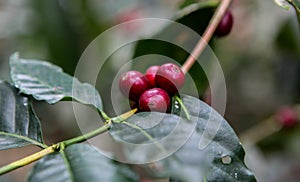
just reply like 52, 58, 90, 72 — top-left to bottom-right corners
0, 1, 258, 182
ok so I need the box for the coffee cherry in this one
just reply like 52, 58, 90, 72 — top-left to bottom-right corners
139, 88, 170, 112
119, 71, 150, 101
155, 63, 185, 95
276, 107, 298, 127
215, 11, 233, 37
145, 65, 160, 88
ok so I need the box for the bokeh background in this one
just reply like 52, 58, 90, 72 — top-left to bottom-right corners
0, 0, 300, 181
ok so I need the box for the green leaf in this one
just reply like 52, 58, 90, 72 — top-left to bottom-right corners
27, 144, 139, 182
169, 95, 256, 181
178, 0, 220, 12
274, 0, 290, 10
0, 81, 45, 150
110, 112, 196, 163
132, 3, 217, 95
110, 112, 193, 143
275, 19, 300, 56
110, 95, 256, 181
274, 0, 300, 26
179, 0, 198, 9
9, 53, 102, 110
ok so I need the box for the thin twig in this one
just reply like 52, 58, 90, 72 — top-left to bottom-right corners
181, 0, 233, 74
0, 145, 57, 175
0, 108, 138, 175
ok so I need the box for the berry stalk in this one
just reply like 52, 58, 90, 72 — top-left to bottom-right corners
181, 0, 233, 74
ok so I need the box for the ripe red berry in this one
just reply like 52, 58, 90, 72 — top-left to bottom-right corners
155, 63, 185, 95
139, 88, 170, 112
215, 11, 233, 37
276, 107, 298, 127
145, 65, 160, 88
119, 71, 150, 101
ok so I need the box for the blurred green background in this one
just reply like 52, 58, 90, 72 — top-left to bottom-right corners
0, 0, 300, 181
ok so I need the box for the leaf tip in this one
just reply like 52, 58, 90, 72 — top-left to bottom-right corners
9, 52, 20, 63
274, 0, 290, 10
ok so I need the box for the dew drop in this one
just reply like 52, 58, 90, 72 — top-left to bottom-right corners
174, 101, 178, 104
53, 86, 63, 91
174, 104, 179, 109
23, 102, 28, 106
221, 155, 232, 164
234, 172, 238, 178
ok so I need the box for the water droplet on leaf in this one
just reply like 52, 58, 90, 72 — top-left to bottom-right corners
54, 86, 63, 91
221, 155, 232, 164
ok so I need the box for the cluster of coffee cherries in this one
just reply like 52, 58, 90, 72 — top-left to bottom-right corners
119, 63, 185, 113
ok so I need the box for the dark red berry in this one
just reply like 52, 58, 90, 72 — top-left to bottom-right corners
155, 63, 185, 95
145, 65, 160, 88
276, 107, 298, 127
215, 11, 233, 37
119, 71, 150, 101
139, 88, 170, 112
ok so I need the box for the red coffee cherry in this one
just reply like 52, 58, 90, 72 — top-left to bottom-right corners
215, 11, 233, 37
119, 71, 150, 101
155, 63, 185, 95
276, 107, 298, 127
145, 65, 160, 88
139, 88, 170, 112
